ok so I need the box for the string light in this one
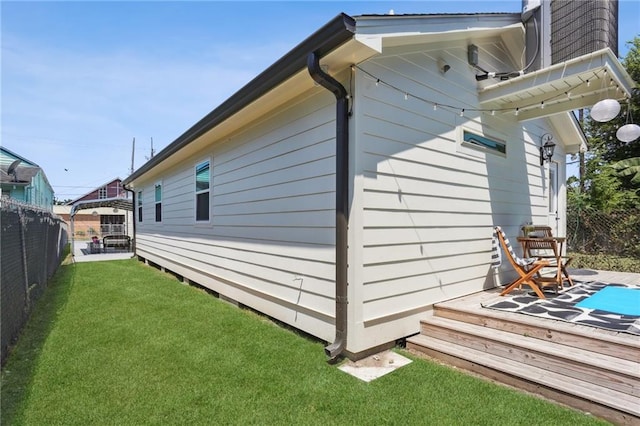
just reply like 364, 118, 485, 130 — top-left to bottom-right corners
352, 65, 615, 118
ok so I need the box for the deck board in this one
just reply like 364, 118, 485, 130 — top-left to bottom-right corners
407, 268, 640, 425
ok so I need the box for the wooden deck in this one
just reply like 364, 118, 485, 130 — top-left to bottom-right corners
407, 269, 640, 426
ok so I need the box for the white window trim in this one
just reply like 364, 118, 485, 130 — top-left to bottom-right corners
458, 127, 507, 159
195, 157, 211, 224
154, 181, 163, 223
137, 190, 143, 223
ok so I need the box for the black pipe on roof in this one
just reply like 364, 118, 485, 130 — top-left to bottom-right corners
307, 51, 349, 362
123, 13, 356, 186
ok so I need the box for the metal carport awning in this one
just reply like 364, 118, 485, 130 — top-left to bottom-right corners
478, 48, 635, 122
70, 197, 133, 217
69, 197, 133, 261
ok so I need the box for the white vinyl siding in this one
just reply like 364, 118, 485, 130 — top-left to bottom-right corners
132, 88, 338, 342
348, 39, 561, 352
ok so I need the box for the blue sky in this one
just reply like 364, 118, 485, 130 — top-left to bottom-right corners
2, 1, 639, 200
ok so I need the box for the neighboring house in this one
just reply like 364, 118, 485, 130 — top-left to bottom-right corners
54, 178, 132, 238
123, 12, 635, 358
68, 177, 126, 203
0, 147, 54, 211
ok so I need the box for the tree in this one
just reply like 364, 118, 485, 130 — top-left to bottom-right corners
53, 198, 73, 205
612, 157, 640, 186
568, 37, 640, 209
582, 37, 640, 165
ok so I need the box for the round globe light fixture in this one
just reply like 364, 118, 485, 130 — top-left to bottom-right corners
590, 98, 621, 122
616, 123, 640, 143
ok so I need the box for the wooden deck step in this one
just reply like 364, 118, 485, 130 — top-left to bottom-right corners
407, 333, 640, 424
435, 303, 640, 362
418, 315, 640, 397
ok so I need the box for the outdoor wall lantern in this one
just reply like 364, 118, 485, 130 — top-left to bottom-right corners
540, 133, 556, 166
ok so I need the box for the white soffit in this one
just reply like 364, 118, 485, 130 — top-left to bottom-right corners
550, 113, 587, 154
479, 48, 636, 121
355, 23, 523, 52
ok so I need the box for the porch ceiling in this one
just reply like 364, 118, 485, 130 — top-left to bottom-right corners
478, 48, 636, 121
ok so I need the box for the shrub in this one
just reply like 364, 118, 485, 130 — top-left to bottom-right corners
568, 252, 640, 273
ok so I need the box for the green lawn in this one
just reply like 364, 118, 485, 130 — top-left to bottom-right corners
1, 259, 608, 425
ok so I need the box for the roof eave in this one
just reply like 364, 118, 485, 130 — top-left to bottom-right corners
124, 13, 356, 186
549, 112, 588, 154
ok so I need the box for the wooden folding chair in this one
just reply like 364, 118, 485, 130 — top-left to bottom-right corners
494, 226, 557, 299
521, 225, 574, 288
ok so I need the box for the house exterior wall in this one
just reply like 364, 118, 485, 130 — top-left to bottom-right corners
1, 170, 54, 211
346, 38, 568, 352
0, 148, 54, 211
133, 89, 341, 343
27, 170, 54, 210
1, 184, 27, 203
127, 29, 574, 357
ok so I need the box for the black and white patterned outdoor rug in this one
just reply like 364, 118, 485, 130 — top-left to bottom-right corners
482, 281, 640, 335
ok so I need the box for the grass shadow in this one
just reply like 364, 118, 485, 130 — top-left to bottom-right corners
0, 259, 77, 424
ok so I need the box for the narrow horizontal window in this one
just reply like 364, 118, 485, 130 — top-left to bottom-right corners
462, 130, 506, 155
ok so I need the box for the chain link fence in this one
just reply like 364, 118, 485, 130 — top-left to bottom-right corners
1, 198, 68, 366
566, 206, 640, 259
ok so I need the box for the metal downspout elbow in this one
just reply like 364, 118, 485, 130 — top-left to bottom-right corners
307, 51, 349, 361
